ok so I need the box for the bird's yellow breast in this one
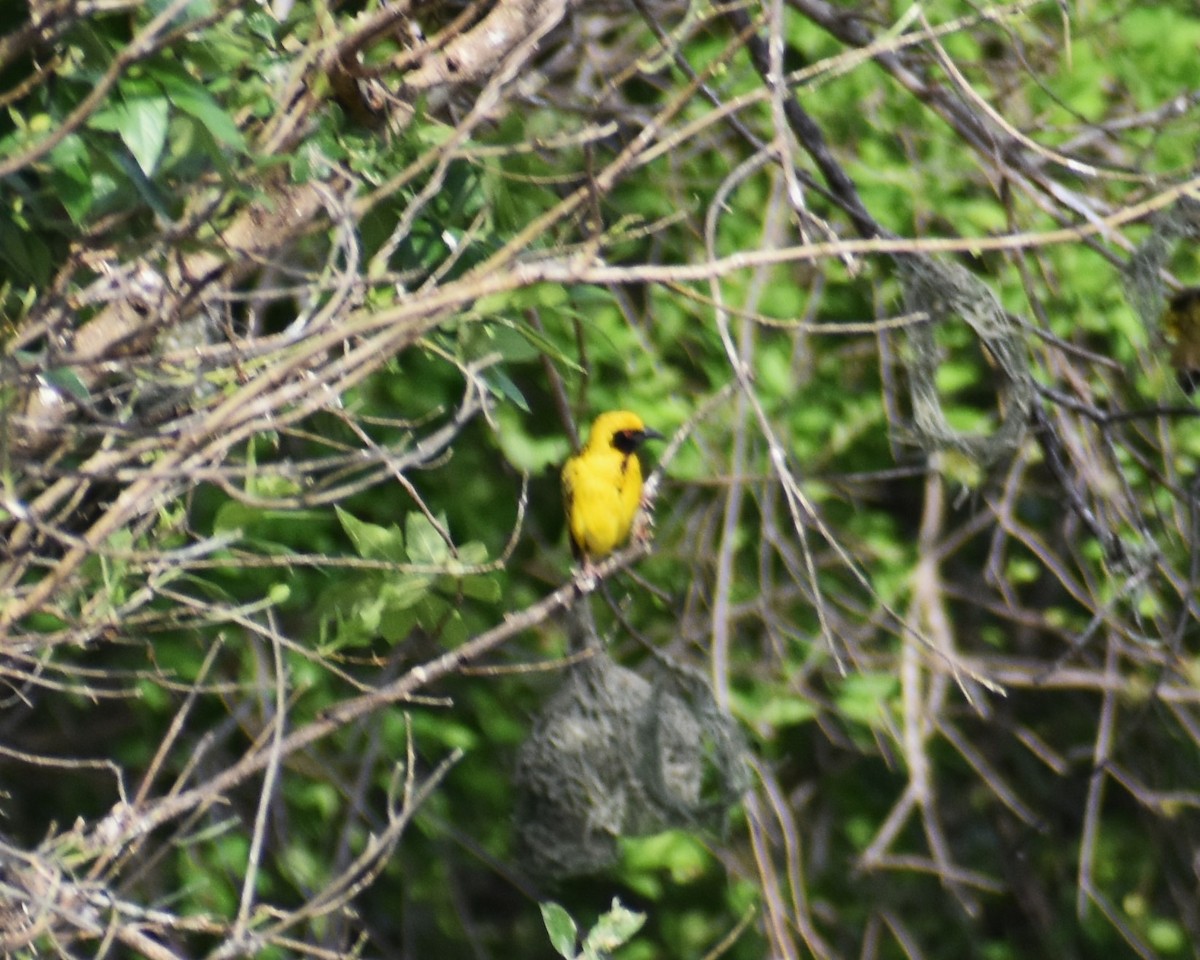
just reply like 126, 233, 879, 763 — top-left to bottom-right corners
562, 446, 644, 559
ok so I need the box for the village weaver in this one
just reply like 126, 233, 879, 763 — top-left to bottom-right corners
1163, 287, 1200, 394
562, 410, 663, 565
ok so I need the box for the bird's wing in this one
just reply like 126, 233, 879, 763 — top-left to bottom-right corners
561, 455, 582, 558
562, 455, 576, 511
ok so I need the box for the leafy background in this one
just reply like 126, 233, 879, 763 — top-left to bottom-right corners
1, 0, 1200, 958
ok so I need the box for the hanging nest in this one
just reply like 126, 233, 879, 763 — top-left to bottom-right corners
893, 253, 1036, 465
1122, 194, 1200, 392
513, 604, 747, 879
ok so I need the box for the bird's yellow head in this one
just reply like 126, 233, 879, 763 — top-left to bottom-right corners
582, 410, 663, 454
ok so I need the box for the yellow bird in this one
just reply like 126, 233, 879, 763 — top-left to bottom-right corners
562, 411, 664, 563
1163, 287, 1200, 394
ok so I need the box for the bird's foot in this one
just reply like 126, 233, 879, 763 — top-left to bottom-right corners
572, 559, 598, 592
632, 508, 655, 544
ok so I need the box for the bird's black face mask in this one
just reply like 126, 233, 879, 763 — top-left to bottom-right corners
611, 428, 663, 454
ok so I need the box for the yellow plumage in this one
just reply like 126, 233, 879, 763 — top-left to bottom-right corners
1163, 288, 1200, 394
562, 411, 663, 562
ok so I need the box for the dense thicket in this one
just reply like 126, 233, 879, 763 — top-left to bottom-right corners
2, 1, 1199, 957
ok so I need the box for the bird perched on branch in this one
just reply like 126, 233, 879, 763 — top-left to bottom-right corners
1163, 287, 1200, 394
562, 410, 663, 566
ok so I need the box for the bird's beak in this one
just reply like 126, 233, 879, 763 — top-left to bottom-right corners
640, 428, 665, 443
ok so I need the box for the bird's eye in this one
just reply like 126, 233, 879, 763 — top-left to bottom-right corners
611, 430, 640, 453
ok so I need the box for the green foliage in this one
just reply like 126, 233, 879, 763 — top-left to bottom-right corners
542, 898, 647, 960
4, 0, 1200, 958
320, 507, 497, 648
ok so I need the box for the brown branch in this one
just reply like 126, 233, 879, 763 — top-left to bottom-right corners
399, 0, 569, 91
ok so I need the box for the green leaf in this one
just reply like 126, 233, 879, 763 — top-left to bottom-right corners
582, 898, 645, 957
621, 831, 710, 882
381, 575, 433, 614
152, 68, 245, 150
758, 696, 816, 728
117, 95, 170, 176
416, 592, 449, 628
540, 902, 577, 959
459, 575, 501, 603
836, 673, 899, 729
42, 366, 90, 402
455, 541, 489, 566
354, 594, 384, 634
378, 606, 419, 644
212, 500, 252, 535
495, 408, 570, 473
731, 689, 816, 733
498, 317, 581, 371
337, 506, 406, 562
484, 366, 530, 412
405, 512, 450, 565
474, 323, 540, 363
146, 0, 218, 19
48, 133, 94, 223
174, 572, 237, 605
0, 220, 51, 286
440, 609, 468, 646
109, 144, 175, 221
